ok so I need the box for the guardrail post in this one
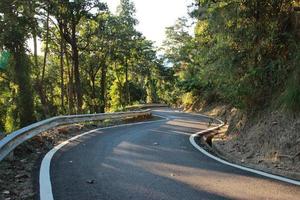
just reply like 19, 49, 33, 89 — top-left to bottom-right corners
7, 151, 14, 161
0, 131, 5, 140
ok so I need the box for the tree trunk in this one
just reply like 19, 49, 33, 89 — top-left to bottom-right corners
65, 47, 75, 114
59, 24, 65, 112
71, 22, 82, 113
125, 59, 130, 105
100, 64, 107, 113
29, 1, 38, 70
42, 10, 49, 87
13, 46, 36, 127
91, 73, 97, 113
114, 62, 124, 107
38, 9, 50, 117
33, 32, 38, 68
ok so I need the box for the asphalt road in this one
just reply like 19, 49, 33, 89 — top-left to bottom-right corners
50, 108, 300, 200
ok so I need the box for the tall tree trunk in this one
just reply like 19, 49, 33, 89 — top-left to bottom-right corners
114, 62, 124, 107
59, 24, 65, 112
13, 45, 36, 127
100, 64, 107, 113
125, 59, 130, 105
146, 76, 157, 104
33, 32, 38, 68
65, 48, 75, 114
29, 1, 38, 70
42, 10, 49, 88
71, 22, 82, 113
40, 9, 50, 116
72, 45, 82, 113
90, 74, 97, 113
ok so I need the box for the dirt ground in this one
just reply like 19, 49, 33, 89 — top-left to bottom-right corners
0, 115, 154, 200
212, 110, 300, 180
190, 102, 300, 180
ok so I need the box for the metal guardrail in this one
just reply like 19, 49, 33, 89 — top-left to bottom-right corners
126, 103, 168, 110
0, 109, 151, 162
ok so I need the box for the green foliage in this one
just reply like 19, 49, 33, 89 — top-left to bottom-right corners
0, 81, 17, 132
5, 104, 18, 133
0, 0, 36, 127
128, 81, 146, 103
281, 82, 300, 112
109, 78, 125, 111
162, 0, 300, 112
181, 92, 195, 108
280, 52, 300, 112
0, 0, 166, 133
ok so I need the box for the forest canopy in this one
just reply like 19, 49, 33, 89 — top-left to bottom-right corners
0, 0, 168, 132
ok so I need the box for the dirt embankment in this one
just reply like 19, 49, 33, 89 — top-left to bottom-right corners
185, 102, 300, 180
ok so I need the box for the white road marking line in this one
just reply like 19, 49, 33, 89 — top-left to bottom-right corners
39, 116, 168, 200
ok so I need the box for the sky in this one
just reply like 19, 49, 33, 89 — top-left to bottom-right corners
103, 0, 193, 47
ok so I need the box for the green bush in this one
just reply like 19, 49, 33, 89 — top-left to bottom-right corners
181, 92, 195, 108
281, 75, 300, 112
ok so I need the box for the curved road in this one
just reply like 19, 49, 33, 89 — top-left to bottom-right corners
49, 108, 300, 200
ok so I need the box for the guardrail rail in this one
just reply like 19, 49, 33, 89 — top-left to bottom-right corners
0, 109, 152, 162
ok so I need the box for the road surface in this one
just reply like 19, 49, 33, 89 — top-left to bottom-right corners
49, 108, 300, 200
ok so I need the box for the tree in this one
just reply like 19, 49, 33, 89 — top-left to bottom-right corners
0, 0, 164, 132
117, 0, 139, 105
0, 0, 36, 127
49, 0, 106, 113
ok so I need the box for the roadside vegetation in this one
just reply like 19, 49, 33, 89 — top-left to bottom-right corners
0, 0, 167, 133
163, 0, 300, 113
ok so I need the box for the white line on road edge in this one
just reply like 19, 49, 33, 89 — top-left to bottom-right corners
189, 115, 300, 186
39, 116, 168, 200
